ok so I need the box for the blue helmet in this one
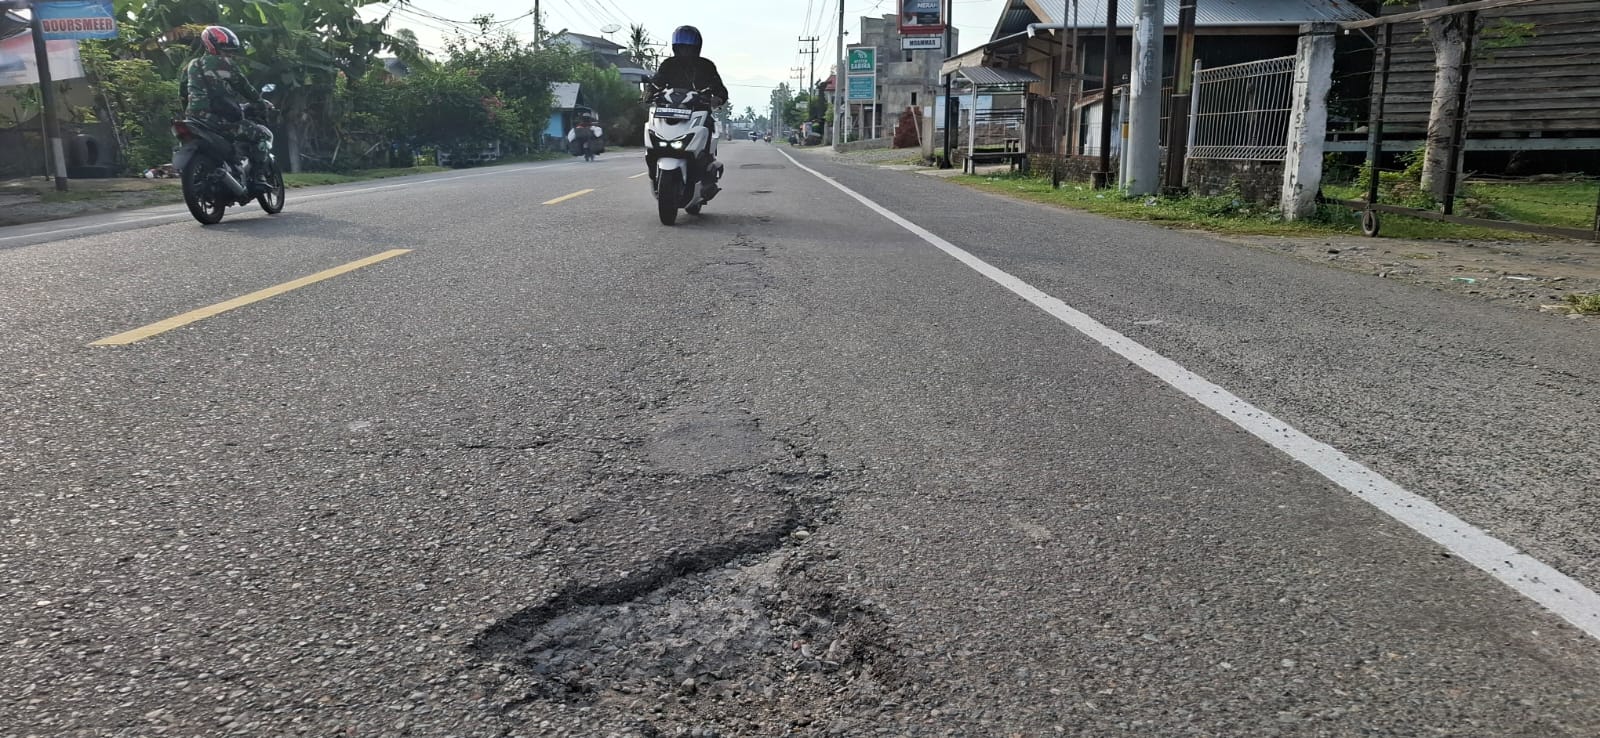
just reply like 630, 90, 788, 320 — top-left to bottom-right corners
671, 25, 702, 58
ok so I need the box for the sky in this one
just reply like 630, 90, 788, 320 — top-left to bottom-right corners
365, 0, 1012, 108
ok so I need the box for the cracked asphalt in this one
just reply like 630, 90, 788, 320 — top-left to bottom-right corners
2, 142, 1599, 737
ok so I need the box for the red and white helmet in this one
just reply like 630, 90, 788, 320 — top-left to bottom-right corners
200, 26, 242, 55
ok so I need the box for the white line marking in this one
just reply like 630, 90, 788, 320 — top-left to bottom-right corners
0, 161, 587, 244
0, 213, 180, 243
778, 148, 1600, 641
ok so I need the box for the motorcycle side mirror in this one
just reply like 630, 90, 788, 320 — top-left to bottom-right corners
261, 84, 276, 93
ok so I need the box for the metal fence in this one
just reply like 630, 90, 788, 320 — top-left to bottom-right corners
1189, 55, 1296, 161
959, 108, 1027, 151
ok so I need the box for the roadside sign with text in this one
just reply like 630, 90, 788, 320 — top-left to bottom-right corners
901, 36, 943, 51
847, 45, 875, 74
847, 74, 875, 102
899, 0, 946, 36
35, 0, 117, 40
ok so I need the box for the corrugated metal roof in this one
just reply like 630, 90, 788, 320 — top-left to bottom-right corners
551, 82, 581, 110
958, 66, 1043, 87
1041, 0, 1371, 27
995, 3, 1041, 38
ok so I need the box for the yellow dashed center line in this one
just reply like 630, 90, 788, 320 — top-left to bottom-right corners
543, 188, 595, 205
89, 249, 413, 346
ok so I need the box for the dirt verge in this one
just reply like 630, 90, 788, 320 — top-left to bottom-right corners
1212, 231, 1600, 319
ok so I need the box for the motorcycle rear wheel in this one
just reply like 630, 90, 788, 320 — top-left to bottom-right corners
181, 156, 227, 225
657, 168, 682, 226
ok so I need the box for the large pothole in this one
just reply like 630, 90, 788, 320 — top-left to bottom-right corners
477, 547, 904, 736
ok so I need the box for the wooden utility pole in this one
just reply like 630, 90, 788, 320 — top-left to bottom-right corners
1162, 0, 1197, 192
1093, 0, 1118, 188
799, 35, 819, 89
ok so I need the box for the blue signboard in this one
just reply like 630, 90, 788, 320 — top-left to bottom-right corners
36, 0, 118, 41
847, 74, 875, 102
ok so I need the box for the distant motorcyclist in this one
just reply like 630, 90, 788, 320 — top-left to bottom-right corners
568, 112, 602, 161
179, 26, 273, 193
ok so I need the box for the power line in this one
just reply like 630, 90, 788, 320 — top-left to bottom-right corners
596, 0, 634, 25
559, 0, 612, 31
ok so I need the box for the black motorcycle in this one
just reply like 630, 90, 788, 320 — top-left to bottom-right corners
171, 84, 285, 225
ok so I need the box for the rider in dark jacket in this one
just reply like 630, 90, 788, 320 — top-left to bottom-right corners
648, 26, 728, 122
646, 26, 727, 195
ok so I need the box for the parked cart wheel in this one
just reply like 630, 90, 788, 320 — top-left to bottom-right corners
1361, 209, 1381, 238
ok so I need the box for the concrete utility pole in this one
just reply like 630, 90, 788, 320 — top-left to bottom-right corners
1124, 0, 1164, 196
833, 0, 845, 147
940, 0, 955, 168
25, 1, 68, 191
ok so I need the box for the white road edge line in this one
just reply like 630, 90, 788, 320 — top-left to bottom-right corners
777, 148, 1600, 642
0, 160, 587, 244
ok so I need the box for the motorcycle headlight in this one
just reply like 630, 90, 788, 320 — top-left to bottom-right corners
669, 140, 686, 149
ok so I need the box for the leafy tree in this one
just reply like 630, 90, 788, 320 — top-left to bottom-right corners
78, 40, 180, 172
379, 65, 504, 162
570, 64, 643, 145
625, 24, 658, 69
100, 0, 408, 172
228, 0, 398, 172
444, 16, 575, 153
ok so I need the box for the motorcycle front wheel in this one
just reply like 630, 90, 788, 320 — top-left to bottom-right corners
257, 160, 285, 214
657, 168, 682, 226
181, 156, 227, 225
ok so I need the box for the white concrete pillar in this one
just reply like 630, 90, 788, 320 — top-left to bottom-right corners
1124, 0, 1165, 195
1282, 22, 1338, 220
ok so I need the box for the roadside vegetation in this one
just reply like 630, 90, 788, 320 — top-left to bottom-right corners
3, 0, 667, 179
1321, 148, 1598, 232
957, 171, 1533, 241
1563, 292, 1600, 315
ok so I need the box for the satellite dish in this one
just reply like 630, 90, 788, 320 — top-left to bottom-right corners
600, 23, 622, 35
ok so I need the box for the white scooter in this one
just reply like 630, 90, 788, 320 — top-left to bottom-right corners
644, 86, 724, 225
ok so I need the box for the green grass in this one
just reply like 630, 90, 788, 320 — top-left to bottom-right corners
1324, 179, 1599, 235
1469, 181, 1598, 230
960, 173, 1525, 240
38, 190, 119, 203
961, 171, 1587, 241
282, 166, 448, 188
1564, 292, 1600, 315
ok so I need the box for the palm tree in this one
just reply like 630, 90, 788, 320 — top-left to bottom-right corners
626, 24, 658, 69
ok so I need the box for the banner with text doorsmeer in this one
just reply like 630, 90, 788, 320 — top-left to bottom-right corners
36, 0, 118, 41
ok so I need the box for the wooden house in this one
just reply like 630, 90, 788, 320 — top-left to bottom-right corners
1374, 0, 1600, 149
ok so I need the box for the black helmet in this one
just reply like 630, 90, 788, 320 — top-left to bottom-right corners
670, 25, 702, 58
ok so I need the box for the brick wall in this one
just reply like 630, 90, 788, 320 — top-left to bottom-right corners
1184, 159, 1284, 206
1029, 155, 1284, 208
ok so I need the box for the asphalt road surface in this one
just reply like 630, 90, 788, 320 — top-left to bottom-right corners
3, 142, 1599, 737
